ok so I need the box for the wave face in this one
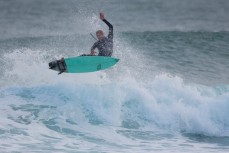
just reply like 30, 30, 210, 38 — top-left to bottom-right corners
0, 0, 229, 152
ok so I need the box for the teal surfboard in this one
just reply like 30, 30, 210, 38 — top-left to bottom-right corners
49, 56, 119, 74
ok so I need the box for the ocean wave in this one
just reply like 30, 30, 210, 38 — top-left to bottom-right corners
1, 74, 229, 137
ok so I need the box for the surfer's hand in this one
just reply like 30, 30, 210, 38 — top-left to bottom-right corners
99, 12, 105, 20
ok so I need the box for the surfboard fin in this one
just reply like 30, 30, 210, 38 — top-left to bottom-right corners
58, 71, 64, 75
49, 66, 56, 69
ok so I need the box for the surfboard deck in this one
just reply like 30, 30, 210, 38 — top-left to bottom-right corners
48, 56, 119, 74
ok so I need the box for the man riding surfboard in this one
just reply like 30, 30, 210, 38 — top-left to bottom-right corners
50, 13, 115, 74
89, 12, 113, 57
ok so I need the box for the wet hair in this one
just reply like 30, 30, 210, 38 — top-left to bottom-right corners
96, 30, 104, 36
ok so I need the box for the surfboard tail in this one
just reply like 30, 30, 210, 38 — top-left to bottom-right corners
49, 58, 67, 74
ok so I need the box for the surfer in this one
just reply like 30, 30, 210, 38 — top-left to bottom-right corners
89, 13, 113, 57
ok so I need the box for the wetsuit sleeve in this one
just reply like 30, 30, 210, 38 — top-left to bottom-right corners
91, 42, 98, 50
103, 19, 113, 40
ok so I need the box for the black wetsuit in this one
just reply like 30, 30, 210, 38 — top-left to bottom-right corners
91, 19, 113, 57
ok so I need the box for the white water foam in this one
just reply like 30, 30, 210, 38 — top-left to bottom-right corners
0, 47, 229, 152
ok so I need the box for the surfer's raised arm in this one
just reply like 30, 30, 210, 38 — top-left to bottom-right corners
100, 13, 113, 40
89, 13, 113, 57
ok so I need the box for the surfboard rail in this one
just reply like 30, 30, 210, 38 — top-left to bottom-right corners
48, 56, 119, 74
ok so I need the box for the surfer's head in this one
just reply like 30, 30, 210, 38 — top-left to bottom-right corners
96, 30, 104, 40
